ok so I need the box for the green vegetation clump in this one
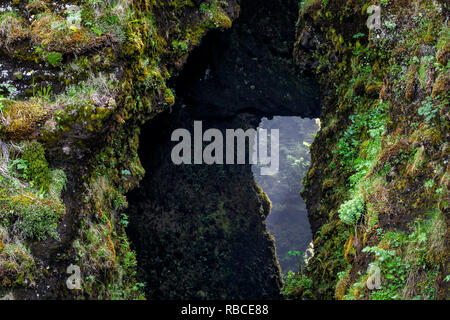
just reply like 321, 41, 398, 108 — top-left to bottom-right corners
0, 141, 65, 243
0, 100, 50, 140
418, 96, 440, 125
338, 194, 364, 226
18, 141, 51, 193
45, 51, 63, 67
282, 271, 313, 298
199, 1, 232, 29
344, 209, 446, 300
0, 240, 40, 288
3, 194, 62, 241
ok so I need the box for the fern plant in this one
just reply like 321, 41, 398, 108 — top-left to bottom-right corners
338, 193, 365, 247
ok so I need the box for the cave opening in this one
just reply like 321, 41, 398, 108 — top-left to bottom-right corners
251, 116, 319, 273
126, 0, 321, 299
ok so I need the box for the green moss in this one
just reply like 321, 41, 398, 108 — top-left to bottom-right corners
44, 51, 63, 67
0, 242, 39, 288
20, 141, 51, 193
6, 195, 63, 241
0, 99, 49, 140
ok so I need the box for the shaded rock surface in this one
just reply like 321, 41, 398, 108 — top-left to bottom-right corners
126, 0, 320, 299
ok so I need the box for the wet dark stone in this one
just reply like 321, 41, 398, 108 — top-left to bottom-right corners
126, 0, 321, 300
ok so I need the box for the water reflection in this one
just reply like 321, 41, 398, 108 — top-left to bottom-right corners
251, 116, 319, 273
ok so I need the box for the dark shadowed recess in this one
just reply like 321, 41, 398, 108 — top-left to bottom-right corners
126, 0, 321, 300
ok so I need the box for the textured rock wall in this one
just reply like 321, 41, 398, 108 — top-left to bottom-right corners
291, 0, 449, 300
126, 0, 320, 299
0, 0, 239, 299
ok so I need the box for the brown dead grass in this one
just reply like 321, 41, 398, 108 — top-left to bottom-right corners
30, 12, 91, 53
0, 14, 29, 47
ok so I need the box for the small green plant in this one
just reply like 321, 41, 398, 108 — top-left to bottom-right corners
199, 2, 210, 13
121, 169, 131, 180
36, 85, 52, 100
338, 194, 364, 226
91, 26, 103, 36
353, 33, 366, 39
385, 20, 397, 30
49, 169, 67, 198
9, 158, 29, 179
172, 40, 188, 52
287, 250, 305, 273
45, 51, 63, 67
120, 213, 129, 227
133, 282, 145, 292
0, 82, 17, 98
339, 193, 364, 247
418, 96, 439, 125
424, 179, 434, 189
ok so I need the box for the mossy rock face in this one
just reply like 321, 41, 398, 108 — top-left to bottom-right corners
1, 0, 447, 301
294, 0, 449, 300
0, 0, 240, 299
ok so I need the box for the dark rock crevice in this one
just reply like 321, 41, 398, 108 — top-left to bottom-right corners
126, 0, 321, 300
